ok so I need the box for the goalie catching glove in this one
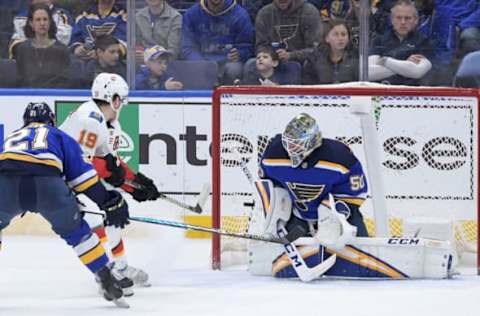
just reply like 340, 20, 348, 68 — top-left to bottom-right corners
315, 194, 357, 249
100, 190, 130, 228
93, 155, 160, 202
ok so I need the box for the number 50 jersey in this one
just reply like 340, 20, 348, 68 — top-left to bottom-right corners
259, 135, 368, 221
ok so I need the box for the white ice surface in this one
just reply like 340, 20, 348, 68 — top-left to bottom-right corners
2, 224, 480, 316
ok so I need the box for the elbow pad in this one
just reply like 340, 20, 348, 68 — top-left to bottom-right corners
92, 154, 125, 187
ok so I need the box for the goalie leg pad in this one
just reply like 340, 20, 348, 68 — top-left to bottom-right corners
255, 180, 292, 236
272, 245, 331, 278
323, 237, 456, 279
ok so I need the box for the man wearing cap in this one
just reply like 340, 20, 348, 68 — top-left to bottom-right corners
136, 45, 183, 90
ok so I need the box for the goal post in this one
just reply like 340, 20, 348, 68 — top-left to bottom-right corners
211, 83, 480, 273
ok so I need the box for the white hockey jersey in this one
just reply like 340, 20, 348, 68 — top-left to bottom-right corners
59, 100, 122, 158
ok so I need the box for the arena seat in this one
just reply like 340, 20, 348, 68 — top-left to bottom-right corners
0, 59, 17, 87
168, 60, 218, 90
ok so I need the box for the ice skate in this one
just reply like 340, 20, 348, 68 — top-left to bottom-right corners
96, 266, 129, 308
114, 264, 151, 287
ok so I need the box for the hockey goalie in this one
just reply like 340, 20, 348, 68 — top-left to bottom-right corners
248, 113, 457, 281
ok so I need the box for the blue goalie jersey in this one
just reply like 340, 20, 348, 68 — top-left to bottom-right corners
0, 123, 99, 193
259, 134, 368, 221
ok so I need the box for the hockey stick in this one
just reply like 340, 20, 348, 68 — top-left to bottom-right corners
232, 146, 337, 281
154, 182, 211, 214
278, 224, 337, 282
129, 216, 290, 244
126, 180, 210, 214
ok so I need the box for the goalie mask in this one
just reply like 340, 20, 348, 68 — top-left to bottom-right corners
282, 113, 322, 168
91, 73, 129, 113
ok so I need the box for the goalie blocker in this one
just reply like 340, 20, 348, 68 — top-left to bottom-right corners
249, 179, 457, 280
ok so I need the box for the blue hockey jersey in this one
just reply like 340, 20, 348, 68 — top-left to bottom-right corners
69, 4, 127, 48
0, 122, 99, 193
259, 134, 367, 221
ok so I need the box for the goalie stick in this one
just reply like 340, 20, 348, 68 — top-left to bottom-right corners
129, 216, 290, 244
231, 146, 337, 281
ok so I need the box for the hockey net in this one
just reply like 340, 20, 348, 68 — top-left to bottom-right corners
211, 83, 480, 272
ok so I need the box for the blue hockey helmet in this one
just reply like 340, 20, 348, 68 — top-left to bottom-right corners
282, 113, 322, 168
23, 102, 55, 126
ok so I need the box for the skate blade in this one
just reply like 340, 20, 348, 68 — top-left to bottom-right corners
138, 281, 152, 288
113, 298, 130, 308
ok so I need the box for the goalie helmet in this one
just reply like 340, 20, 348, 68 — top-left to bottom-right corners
23, 102, 55, 127
282, 113, 322, 168
91, 73, 129, 113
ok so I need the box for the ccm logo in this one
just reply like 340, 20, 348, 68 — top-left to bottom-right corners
388, 238, 420, 245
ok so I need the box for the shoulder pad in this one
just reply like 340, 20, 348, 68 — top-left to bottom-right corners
88, 111, 103, 123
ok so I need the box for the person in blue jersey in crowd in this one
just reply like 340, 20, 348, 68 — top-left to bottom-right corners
0, 103, 130, 307
181, 0, 254, 84
258, 113, 368, 278
70, 0, 127, 61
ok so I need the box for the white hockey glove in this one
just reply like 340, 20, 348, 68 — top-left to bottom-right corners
315, 194, 357, 250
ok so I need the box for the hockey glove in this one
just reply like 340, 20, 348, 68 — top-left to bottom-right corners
92, 154, 126, 187
100, 190, 130, 229
122, 172, 160, 202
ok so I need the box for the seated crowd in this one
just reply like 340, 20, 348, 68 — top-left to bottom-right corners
1, 0, 480, 89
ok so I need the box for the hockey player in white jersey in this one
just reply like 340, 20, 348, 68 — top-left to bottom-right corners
60, 73, 160, 291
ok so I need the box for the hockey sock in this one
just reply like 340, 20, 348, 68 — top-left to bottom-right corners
105, 225, 128, 269
94, 226, 108, 244
62, 219, 109, 273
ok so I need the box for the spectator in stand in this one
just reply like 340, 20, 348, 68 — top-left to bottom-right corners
308, 0, 392, 47
368, 0, 433, 86
181, 0, 254, 85
83, 34, 126, 87
255, 0, 321, 64
136, 0, 182, 62
136, 45, 184, 90
10, 3, 70, 88
303, 19, 358, 84
430, 0, 480, 61
70, 0, 127, 62
240, 0, 272, 24
10, 0, 73, 50
242, 45, 292, 85
1, 0, 27, 57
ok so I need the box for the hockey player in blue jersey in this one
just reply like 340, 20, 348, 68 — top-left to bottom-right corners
250, 112, 455, 281
257, 112, 369, 279
0, 102, 130, 307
